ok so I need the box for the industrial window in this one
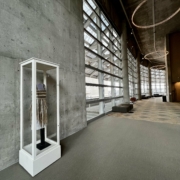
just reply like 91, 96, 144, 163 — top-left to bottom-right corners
83, 0, 123, 120
151, 69, 166, 95
128, 49, 138, 99
140, 65, 149, 96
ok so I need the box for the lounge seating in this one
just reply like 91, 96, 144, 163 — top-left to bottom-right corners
153, 94, 162, 97
112, 103, 133, 113
141, 95, 151, 99
121, 103, 133, 110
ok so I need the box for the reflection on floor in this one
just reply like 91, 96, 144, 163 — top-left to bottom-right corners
87, 100, 123, 120
109, 97, 180, 125
86, 103, 100, 120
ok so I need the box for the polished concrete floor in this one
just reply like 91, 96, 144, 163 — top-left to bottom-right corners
110, 97, 180, 124
1, 98, 180, 180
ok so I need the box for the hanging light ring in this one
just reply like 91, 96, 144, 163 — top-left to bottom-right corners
150, 64, 165, 70
131, 0, 180, 29
144, 51, 169, 60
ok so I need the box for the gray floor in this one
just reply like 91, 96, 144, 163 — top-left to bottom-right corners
1, 115, 180, 180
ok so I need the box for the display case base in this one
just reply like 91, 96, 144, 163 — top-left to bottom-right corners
19, 144, 61, 177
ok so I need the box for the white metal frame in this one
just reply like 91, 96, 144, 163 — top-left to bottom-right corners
19, 57, 61, 177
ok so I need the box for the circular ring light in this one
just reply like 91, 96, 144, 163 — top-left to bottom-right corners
150, 64, 165, 70
144, 51, 169, 60
131, 0, 180, 29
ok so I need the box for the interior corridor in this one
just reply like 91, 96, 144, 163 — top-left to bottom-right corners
1, 98, 180, 180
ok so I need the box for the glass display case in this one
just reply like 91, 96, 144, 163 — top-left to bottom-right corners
19, 58, 61, 176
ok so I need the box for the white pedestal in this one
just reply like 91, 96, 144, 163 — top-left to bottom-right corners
19, 139, 61, 177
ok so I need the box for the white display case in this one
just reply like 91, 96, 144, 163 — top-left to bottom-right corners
19, 58, 61, 177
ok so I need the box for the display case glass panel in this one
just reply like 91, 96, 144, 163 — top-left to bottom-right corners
19, 58, 61, 176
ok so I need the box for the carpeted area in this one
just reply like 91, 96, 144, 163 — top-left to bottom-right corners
110, 97, 180, 125
1, 109, 180, 179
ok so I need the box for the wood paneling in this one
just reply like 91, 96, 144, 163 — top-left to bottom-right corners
170, 32, 180, 83
174, 82, 180, 102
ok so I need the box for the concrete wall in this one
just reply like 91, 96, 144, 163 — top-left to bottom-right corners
0, 0, 87, 171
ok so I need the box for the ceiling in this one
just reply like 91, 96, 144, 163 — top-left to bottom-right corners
96, 0, 180, 65
121, 0, 180, 64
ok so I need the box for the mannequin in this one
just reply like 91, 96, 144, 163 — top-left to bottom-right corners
30, 83, 50, 150
36, 83, 50, 150
36, 83, 48, 128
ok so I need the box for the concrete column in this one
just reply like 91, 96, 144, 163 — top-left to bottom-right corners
136, 52, 141, 100
119, 69, 123, 99
155, 70, 157, 94
159, 70, 161, 94
97, 9, 104, 114
132, 59, 135, 97
121, 21, 129, 103
148, 64, 152, 96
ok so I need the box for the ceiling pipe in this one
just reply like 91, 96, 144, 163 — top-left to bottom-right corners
119, 0, 143, 55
